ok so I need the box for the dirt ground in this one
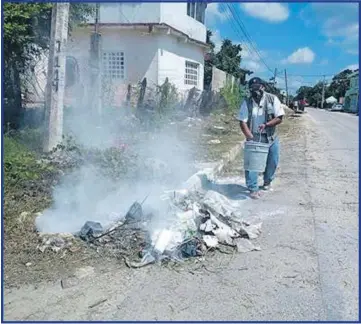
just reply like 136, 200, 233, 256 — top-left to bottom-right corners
4, 109, 358, 321
3, 109, 242, 289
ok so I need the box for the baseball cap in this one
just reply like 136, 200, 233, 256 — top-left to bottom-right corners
248, 77, 264, 90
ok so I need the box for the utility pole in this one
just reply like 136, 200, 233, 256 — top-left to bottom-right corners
43, 3, 70, 152
284, 69, 289, 106
273, 68, 278, 86
90, 3, 102, 123
321, 75, 326, 109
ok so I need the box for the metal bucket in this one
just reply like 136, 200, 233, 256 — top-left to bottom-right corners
244, 134, 270, 172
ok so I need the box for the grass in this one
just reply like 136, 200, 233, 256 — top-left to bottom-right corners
174, 110, 244, 163
3, 133, 140, 288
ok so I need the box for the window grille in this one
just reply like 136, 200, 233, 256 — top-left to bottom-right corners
102, 51, 125, 80
185, 61, 199, 86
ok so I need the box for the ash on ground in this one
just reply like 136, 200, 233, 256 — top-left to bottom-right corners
37, 175, 262, 268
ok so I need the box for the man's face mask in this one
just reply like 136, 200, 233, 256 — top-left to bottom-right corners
251, 87, 263, 101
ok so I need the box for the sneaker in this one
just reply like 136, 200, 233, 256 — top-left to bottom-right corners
261, 183, 272, 191
249, 191, 260, 199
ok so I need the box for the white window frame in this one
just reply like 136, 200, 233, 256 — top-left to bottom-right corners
185, 60, 199, 86
101, 50, 125, 81
187, 2, 205, 24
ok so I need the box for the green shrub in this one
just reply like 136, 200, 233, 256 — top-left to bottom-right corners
4, 136, 54, 185
13, 127, 44, 152
220, 83, 245, 112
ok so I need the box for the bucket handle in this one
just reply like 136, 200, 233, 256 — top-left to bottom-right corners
258, 131, 262, 143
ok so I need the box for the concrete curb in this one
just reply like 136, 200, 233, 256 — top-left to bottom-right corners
184, 140, 245, 192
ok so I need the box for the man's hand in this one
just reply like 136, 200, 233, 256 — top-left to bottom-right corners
246, 135, 254, 141
258, 123, 266, 132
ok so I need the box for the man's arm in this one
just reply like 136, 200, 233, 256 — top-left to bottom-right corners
240, 121, 253, 140
265, 115, 283, 127
259, 96, 285, 131
237, 100, 253, 140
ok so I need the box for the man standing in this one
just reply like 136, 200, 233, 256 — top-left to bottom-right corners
237, 77, 285, 199
293, 100, 299, 112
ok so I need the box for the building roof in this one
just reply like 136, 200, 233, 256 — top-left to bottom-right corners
86, 22, 210, 49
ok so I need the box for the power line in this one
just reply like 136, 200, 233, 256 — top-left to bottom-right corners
227, 3, 273, 73
222, 3, 274, 77
206, 5, 352, 91
285, 73, 337, 78
218, 3, 258, 73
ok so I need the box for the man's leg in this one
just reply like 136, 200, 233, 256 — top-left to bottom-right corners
263, 137, 280, 186
245, 170, 259, 193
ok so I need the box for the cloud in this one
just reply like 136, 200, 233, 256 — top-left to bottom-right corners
301, 3, 358, 54
282, 47, 315, 64
206, 3, 229, 26
344, 64, 359, 71
210, 29, 222, 52
238, 42, 268, 73
240, 3, 289, 23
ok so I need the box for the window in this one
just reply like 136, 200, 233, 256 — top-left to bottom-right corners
102, 51, 125, 80
187, 2, 206, 24
187, 3, 195, 18
185, 61, 199, 86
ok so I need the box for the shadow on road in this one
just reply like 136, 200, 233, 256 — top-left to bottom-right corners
200, 176, 249, 200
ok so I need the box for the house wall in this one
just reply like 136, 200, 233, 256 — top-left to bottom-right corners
349, 94, 359, 113
91, 3, 206, 43
345, 73, 359, 113
350, 74, 359, 89
158, 34, 204, 92
64, 28, 160, 106
160, 3, 206, 43
28, 1, 207, 106
96, 3, 161, 24
68, 28, 204, 90
63, 28, 204, 105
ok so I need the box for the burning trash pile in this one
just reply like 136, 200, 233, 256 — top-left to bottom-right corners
69, 184, 262, 268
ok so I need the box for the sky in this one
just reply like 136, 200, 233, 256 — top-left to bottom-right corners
205, 2, 359, 94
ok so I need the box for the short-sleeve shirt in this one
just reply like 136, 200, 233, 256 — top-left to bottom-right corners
237, 93, 285, 134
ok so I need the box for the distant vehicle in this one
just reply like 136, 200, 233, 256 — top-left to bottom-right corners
299, 99, 306, 112
330, 103, 344, 112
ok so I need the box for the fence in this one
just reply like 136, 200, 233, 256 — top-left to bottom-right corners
211, 66, 240, 92
20, 65, 242, 129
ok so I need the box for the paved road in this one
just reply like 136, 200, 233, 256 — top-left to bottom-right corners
306, 107, 358, 167
303, 107, 359, 320
4, 109, 359, 321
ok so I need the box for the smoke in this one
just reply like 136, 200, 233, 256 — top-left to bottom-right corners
36, 60, 196, 234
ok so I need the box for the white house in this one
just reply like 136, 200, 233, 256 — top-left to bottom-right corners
60, 2, 208, 107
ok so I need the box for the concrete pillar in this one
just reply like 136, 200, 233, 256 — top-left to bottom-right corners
43, 3, 69, 152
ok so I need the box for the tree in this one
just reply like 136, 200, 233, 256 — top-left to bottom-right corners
327, 69, 353, 100
214, 39, 243, 77
294, 86, 314, 101
3, 3, 94, 129
294, 69, 355, 107
203, 29, 216, 89
204, 32, 249, 89
295, 83, 325, 106
264, 82, 282, 100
